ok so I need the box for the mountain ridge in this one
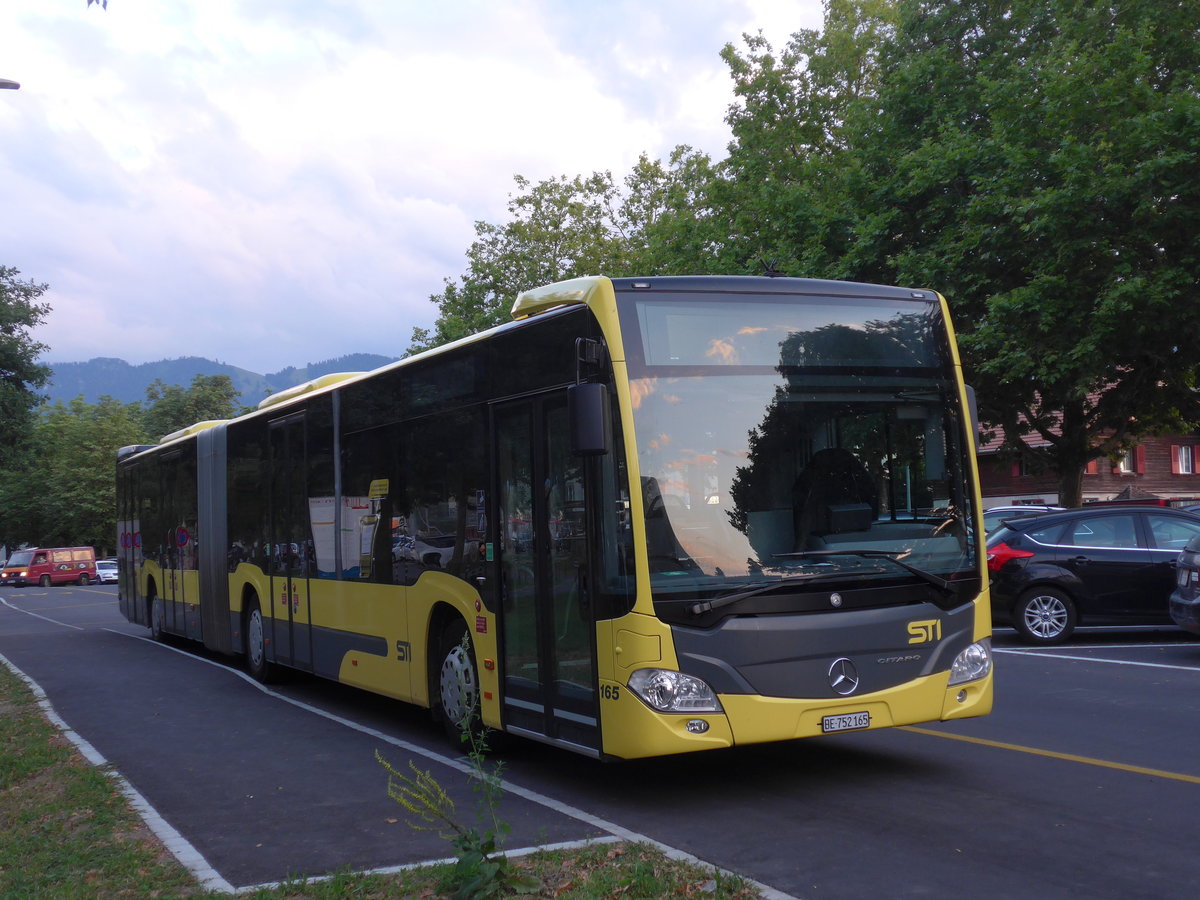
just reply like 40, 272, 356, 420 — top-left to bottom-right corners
43, 353, 400, 407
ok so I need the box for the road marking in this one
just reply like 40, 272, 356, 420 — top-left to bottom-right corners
902, 726, 1200, 784
0, 596, 84, 630
2, 621, 795, 900
997, 647, 1200, 673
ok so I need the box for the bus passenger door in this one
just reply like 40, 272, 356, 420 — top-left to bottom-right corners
269, 413, 313, 671
160, 449, 186, 635
494, 395, 599, 753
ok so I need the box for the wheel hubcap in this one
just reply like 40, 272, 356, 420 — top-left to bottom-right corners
1025, 595, 1068, 638
440, 645, 478, 727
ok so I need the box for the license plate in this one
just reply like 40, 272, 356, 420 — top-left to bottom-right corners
822, 711, 870, 733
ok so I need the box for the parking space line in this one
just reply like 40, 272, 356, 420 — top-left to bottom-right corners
996, 647, 1200, 673
902, 726, 1200, 784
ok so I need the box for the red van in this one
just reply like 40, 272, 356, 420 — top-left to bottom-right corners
0, 547, 98, 587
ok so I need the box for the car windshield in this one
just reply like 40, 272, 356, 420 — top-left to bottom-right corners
618, 288, 979, 604
7, 550, 33, 567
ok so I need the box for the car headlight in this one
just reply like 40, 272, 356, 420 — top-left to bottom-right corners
947, 638, 992, 686
627, 668, 723, 713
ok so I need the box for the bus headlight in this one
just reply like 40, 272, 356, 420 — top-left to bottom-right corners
628, 669, 723, 713
947, 638, 992, 686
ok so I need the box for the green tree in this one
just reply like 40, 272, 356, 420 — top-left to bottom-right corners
711, 0, 900, 274
409, 173, 628, 354
142, 374, 240, 442
0, 396, 144, 551
839, 0, 1200, 505
0, 267, 52, 466
409, 149, 720, 354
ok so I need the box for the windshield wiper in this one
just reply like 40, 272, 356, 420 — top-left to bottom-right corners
688, 573, 840, 616
776, 549, 954, 594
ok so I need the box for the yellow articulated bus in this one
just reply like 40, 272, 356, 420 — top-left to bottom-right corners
116, 275, 992, 760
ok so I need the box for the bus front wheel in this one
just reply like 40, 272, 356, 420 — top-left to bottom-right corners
245, 600, 277, 683
434, 618, 480, 742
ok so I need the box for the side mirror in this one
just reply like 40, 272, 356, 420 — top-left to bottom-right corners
568, 382, 611, 456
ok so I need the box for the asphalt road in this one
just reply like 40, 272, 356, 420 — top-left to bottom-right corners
3, 584, 1200, 899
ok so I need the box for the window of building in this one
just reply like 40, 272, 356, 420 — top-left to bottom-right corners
1172, 445, 1196, 475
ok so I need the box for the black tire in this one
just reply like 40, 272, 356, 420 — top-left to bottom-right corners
1013, 587, 1077, 645
39, 575, 51, 587
245, 598, 278, 683
149, 593, 165, 642
433, 618, 480, 742
78, 574, 90, 586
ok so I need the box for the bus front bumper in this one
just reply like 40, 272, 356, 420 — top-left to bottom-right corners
600, 669, 993, 760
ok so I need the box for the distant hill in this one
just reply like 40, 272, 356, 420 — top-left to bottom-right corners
43, 353, 399, 407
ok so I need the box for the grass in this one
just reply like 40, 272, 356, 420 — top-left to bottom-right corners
0, 664, 763, 899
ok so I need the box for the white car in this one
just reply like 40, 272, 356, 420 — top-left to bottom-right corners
96, 559, 119, 584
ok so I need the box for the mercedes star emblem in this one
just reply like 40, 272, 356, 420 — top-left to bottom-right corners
828, 657, 860, 695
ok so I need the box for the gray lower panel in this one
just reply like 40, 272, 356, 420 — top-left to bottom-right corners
224, 611, 389, 678
671, 602, 976, 698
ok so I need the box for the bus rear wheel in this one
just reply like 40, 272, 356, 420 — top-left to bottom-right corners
149, 594, 165, 641
434, 618, 480, 742
245, 600, 278, 683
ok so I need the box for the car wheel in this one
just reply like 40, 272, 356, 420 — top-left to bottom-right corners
434, 618, 480, 741
39, 575, 51, 587
149, 594, 165, 641
1014, 587, 1077, 645
79, 574, 90, 586
245, 599, 277, 683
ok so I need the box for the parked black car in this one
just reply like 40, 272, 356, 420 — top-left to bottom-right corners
1169, 533, 1200, 636
982, 505, 1066, 535
987, 506, 1200, 644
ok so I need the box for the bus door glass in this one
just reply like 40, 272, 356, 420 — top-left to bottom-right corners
269, 413, 313, 671
159, 450, 186, 632
495, 394, 599, 750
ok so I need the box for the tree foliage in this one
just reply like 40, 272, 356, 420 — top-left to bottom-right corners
408, 149, 718, 354
713, 0, 900, 274
0, 396, 144, 553
141, 374, 242, 442
0, 373, 240, 552
0, 267, 53, 467
836, 0, 1200, 504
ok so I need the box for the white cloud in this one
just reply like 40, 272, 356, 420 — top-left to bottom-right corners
0, 0, 824, 373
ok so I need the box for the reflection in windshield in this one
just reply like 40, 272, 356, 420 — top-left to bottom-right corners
623, 297, 976, 599
633, 374, 973, 594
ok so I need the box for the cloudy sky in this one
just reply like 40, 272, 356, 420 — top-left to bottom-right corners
1, 0, 823, 374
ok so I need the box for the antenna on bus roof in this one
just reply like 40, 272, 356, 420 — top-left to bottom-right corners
760, 258, 785, 277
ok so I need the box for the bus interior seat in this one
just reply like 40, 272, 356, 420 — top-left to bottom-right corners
792, 448, 879, 551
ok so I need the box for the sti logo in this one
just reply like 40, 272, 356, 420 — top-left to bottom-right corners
907, 619, 942, 644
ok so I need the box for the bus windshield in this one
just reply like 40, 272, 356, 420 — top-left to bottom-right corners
618, 289, 977, 603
